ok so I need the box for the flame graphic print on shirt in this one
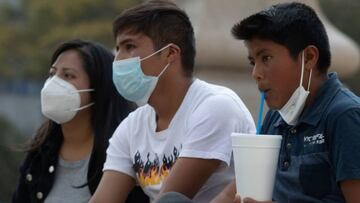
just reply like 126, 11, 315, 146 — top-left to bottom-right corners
133, 146, 180, 187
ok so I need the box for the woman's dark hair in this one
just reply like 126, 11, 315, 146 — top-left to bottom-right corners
26, 39, 135, 190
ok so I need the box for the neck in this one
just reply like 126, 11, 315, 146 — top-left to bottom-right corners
149, 75, 193, 131
304, 72, 327, 108
60, 109, 94, 161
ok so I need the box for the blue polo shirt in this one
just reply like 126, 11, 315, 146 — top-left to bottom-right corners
261, 73, 360, 203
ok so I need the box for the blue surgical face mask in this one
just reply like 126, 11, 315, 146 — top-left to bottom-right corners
112, 44, 171, 106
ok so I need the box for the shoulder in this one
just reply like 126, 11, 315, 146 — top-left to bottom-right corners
187, 80, 253, 126
15, 146, 59, 202
192, 93, 245, 118
113, 105, 153, 131
193, 79, 240, 97
326, 88, 360, 119
191, 79, 247, 111
110, 105, 155, 147
323, 88, 360, 143
20, 135, 60, 173
187, 93, 254, 134
18, 133, 61, 183
127, 104, 153, 117
18, 150, 39, 175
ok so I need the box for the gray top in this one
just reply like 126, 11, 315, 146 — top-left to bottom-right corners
44, 155, 91, 203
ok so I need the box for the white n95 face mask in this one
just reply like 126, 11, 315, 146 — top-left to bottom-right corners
278, 51, 313, 126
41, 75, 94, 124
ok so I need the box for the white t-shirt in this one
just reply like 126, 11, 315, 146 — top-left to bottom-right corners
104, 79, 255, 203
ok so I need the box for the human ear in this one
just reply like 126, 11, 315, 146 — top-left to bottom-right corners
165, 44, 181, 63
304, 45, 319, 72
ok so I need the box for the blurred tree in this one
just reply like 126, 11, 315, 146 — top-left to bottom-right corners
0, 0, 140, 81
0, 116, 25, 203
0, 1, 141, 201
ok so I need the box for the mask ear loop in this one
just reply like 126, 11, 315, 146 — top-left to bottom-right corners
70, 89, 95, 111
67, 89, 94, 98
302, 50, 313, 91
300, 50, 313, 91
140, 44, 172, 78
299, 51, 305, 87
158, 63, 170, 78
307, 69, 313, 91
140, 44, 172, 61
71, 102, 94, 112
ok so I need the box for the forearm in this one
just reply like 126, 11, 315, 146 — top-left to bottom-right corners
89, 171, 135, 203
211, 179, 236, 203
159, 158, 221, 199
341, 180, 360, 203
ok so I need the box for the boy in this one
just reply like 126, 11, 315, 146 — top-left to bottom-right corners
89, 1, 255, 203
215, 2, 360, 203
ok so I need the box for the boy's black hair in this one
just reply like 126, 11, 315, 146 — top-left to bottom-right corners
113, 0, 196, 77
232, 2, 331, 73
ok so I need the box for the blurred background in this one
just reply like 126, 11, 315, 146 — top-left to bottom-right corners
0, 0, 359, 202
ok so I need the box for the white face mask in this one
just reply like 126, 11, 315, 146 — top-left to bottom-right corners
278, 51, 313, 126
41, 75, 94, 124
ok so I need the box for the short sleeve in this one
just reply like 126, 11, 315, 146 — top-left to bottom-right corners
180, 94, 255, 166
103, 118, 135, 178
330, 108, 360, 182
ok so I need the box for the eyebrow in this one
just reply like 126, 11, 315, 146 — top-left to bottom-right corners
119, 38, 134, 46
248, 48, 269, 60
51, 66, 79, 73
117, 31, 144, 46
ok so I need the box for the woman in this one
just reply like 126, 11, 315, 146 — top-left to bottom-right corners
12, 39, 149, 203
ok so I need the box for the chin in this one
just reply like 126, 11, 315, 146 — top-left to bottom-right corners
265, 101, 279, 111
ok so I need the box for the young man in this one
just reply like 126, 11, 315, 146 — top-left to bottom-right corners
212, 2, 360, 203
89, 1, 255, 203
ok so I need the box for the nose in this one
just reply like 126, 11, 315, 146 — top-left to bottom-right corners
114, 52, 123, 61
114, 50, 129, 61
114, 51, 121, 61
251, 64, 264, 83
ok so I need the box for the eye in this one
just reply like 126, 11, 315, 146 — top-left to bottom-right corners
262, 55, 272, 64
125, 43, 136, 51
64, 72, 74, 79
248, 58, 255, 67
